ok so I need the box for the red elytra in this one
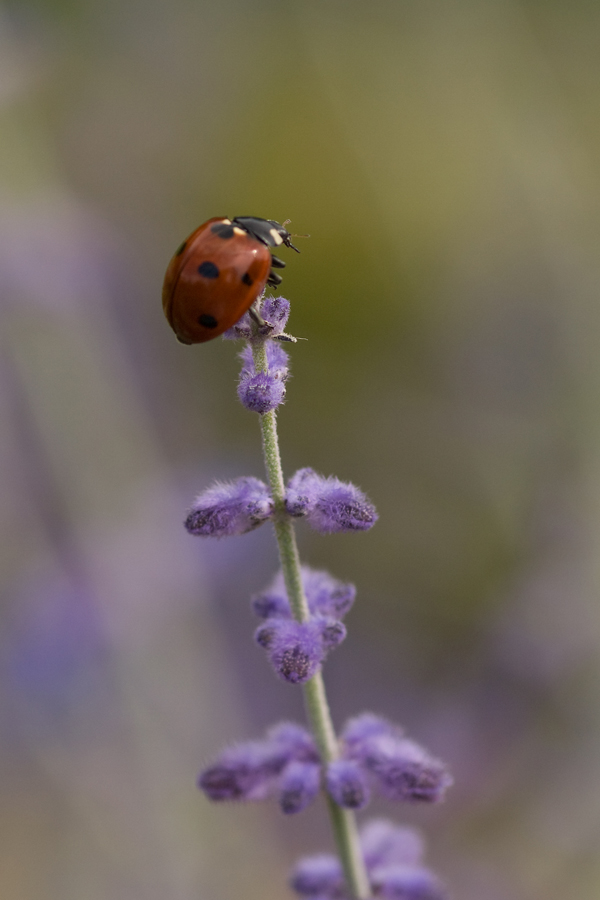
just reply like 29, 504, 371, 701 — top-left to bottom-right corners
162, 216, 298, 344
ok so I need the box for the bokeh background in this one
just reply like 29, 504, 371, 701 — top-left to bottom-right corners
2, 1, 600, 898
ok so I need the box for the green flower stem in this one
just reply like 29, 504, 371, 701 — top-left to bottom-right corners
251, 336, 371, 900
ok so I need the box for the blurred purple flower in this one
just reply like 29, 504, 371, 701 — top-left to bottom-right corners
254, 617, 337, 684
325, 758, 371, 810
341, 714, 452, 804
291, 818, 446, 900
251, 566, 356, 621
199, 721, 320, 813
200, 713, 449, 813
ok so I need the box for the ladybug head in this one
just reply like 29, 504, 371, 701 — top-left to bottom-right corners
233, 217, 301, 253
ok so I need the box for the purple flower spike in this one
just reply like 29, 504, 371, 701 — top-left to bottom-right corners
326, 759, 370, 810
286, 468, 378, 533
360, 819, 424, 869
185, 476, 274, 537
370, 864, 447, 900
359, 734, 453, 804
255, 619, 325, 684
238, 370, 287, 414
279, 761, 321, 814
198, 739, 288, 802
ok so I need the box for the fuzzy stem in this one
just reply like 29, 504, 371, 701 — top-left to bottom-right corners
251, 336, 371, 900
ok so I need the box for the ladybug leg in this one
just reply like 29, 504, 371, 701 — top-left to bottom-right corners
248, 304, 276, 337
270, 255, 286, 269
248, 305, 268, 327
266, 270, 283, 287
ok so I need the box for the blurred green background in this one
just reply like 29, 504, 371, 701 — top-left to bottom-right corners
2, 1, 600, 898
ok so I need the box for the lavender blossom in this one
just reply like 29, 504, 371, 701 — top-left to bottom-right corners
237, 340, 290, 414
185, 476, 274, 537
286, 468, 378, 533
251, 566, 356, 621
290, 819, 446, 900
199, 722, 320, 810
370, 864, 447, 900
325, 759, 370, 810
200, 711, 449, 816
290, 854, 345, 898
199, 739, 289, 801
341, 712, 404, 750
360, 819, 424, 869
279, 761, 321, 814
223, 295, 292, 340
343, 716, 452, 804
254, 618, 329, 684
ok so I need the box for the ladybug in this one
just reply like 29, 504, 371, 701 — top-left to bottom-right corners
162, 216, 300, 344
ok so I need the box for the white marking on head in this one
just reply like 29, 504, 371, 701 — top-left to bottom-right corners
269, 228, 283, 245
221, 218, 232, 224
233, 227, 246, 236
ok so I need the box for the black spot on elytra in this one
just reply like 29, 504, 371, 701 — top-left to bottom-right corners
211, 223, 235, 239
198, 261, 219, 279
241, 272, 254, 286
174, 240, 187, 256
198, 314, 218, 329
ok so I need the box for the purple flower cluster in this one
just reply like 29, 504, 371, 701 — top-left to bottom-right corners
199, 722, 321, 814
185, 472, 377, 537
291, 818, 447, 900
252, 567, 354, 683
199, 712, 451, 813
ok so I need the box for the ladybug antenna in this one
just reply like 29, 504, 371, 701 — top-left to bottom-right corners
281, 220, 309, 254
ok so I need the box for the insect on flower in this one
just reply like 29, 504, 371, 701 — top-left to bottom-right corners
162, 216, 300, 344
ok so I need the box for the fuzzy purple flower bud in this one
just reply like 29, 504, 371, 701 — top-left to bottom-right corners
279, 761, 321, 814
198, 739, 288, 802
290, 854, 344, 898
251, 566, 355, 621
238, 342, 290, 414
255, 619, 325, 684
325, 759, 370, 810
341, 713, 402, 750
370, 864, 447, 900
185, 476, 274, 537
261, 296, 291, 335
223, 296, 292, 340
286, 468, 378, 533
315, 616, 347, 650
357, 734, 452, 804
267, 722, 320, 763
239, 341, 290, 376
360, 819, 424, 869
238, 370, 287, 414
